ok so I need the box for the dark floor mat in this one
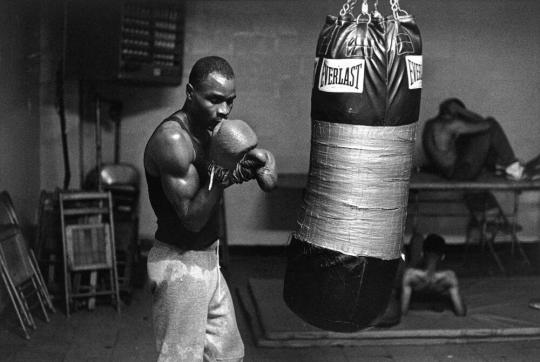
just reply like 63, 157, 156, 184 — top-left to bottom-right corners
238, 277, 540, 347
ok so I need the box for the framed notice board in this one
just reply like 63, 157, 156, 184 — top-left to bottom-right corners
66, 0, 185, 85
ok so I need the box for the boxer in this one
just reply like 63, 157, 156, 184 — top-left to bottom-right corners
144, 56, 275, 362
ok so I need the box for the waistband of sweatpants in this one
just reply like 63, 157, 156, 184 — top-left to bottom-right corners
153, 239, 219, 253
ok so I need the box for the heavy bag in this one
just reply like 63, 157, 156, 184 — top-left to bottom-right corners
283, 0, 422, 332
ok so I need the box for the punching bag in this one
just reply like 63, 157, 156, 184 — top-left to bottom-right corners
283, 0, 422, 332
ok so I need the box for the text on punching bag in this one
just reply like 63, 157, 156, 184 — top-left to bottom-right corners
317, 58, 365, 93
405, 55, 422, 89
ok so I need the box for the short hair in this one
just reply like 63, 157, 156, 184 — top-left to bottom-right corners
188, 56, 234, 88
439, 98, 466, 115
422, 233, 446, 255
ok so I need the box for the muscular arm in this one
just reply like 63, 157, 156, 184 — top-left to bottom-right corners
147, 124, 224, 233
401, 269, 417, 315
401, 284, 412, 315
446, 104, 491, 136
443, 271, 467, 316
161, 165, 223, 232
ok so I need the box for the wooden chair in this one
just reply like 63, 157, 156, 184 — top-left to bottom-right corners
0, 191, 55, 339
33, 190, 63, 293
84, 163, 140, 297
59, 191, 120, 316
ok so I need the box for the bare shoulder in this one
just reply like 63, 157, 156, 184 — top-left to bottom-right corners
436, 269, 457, 281
403, 267, 426, 281
144, 120, 194, 177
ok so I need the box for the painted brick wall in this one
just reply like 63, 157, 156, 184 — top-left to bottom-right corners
0, 0, 41, 313
37, 0, 540, 246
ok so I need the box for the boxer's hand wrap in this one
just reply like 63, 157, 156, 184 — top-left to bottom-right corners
231, 154, 258, 183
207, 154, 257, 190
207, 161, 231, 189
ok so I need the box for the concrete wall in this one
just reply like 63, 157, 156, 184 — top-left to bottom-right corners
0, 0, 41, 226
36, 0, 540, 246
0, 0, 41, 314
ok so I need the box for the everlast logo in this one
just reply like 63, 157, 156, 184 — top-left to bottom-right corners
405, 55, 422, 89
317, 58, 365, 93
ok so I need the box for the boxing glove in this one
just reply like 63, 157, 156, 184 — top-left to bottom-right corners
241, 148, 278, 192
209, 119, 258, 169
207, 119, 259, 188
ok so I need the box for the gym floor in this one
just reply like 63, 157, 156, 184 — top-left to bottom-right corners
1, 244, 540, 362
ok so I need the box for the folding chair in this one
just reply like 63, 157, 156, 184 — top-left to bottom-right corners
34, 190, 63, 292
0, 191, 55, 339
86, 163, 141, 297
464, 191, 530, 274
59, 191, 120, 316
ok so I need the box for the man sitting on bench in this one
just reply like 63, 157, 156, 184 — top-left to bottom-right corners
422, 98, 537, 181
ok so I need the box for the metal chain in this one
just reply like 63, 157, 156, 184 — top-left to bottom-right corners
339, 0, 358, 17
340, 0, 408, 20
357, 0, 371, 23
390, 0, 400, 13
372, 0, 382, 19
389, 0, 408, 19
361, 0, 369, 14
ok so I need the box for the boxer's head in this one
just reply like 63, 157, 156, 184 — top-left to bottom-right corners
439, 98, 465, 117
186, 56, 236, 132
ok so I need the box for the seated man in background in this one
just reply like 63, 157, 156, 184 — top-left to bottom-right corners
401, 234, 467, 317
422, 98, 538, 181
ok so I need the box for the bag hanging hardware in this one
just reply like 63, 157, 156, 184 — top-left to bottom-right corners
339, 0, 409, 21
339, 0, 357, 17
372, 0, 383, 20
339, 0, 371, 23
356, 0, 372, 24
390, 0, 409, 20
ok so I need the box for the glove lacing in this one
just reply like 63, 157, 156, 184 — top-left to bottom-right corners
207, 154, 255, 190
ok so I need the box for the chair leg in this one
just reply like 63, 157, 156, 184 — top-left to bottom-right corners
0, 264, 31, 339
64, 271, 72, 317
16, 287, 36, 329
88, 271, 97, 310
463, 217, 479, 266
484, 229, 506, 274
29, 250, 56, 313
30, 277, 50, 322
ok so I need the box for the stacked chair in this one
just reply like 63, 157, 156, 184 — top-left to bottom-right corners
84, 163, 140, 298
0, 191, 55, 339
58, 191, 121, 316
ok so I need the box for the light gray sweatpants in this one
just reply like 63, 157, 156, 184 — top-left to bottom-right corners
147, 240, 244, 362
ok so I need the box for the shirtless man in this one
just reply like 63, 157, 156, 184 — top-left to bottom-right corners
422, 98, 526, 181
401, 234, 466, 316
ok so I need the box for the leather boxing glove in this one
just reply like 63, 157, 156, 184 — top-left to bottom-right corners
241, 148, 278, 192
207, 119, 258, 188
209, 119, 258, 169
